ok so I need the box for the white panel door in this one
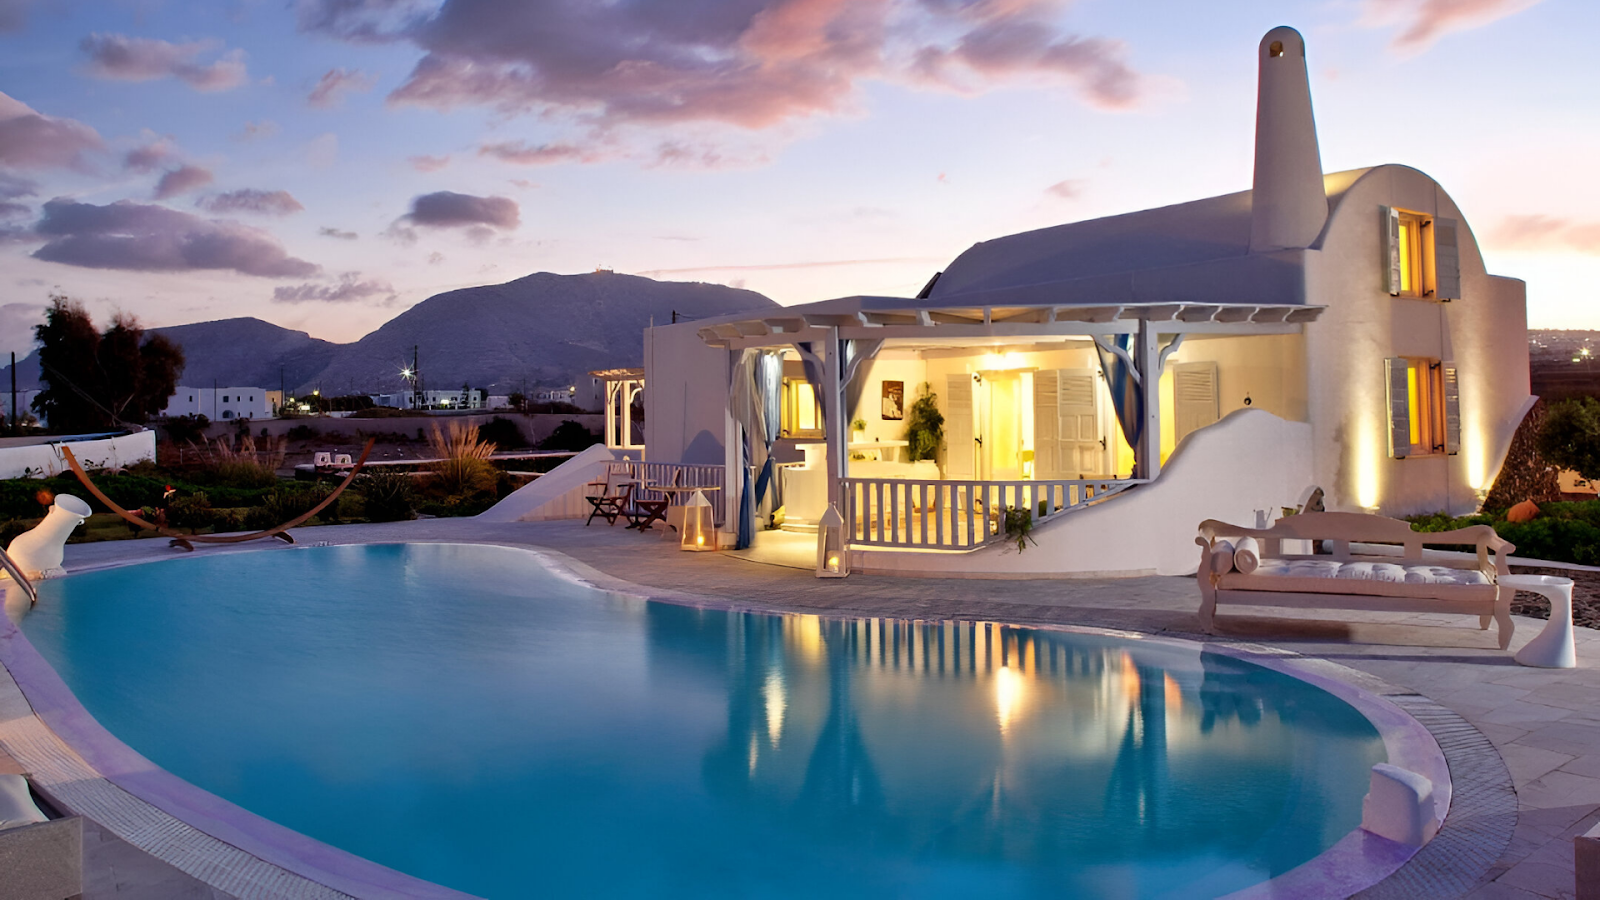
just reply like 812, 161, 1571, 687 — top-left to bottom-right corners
945, 373, 975, 478
1173, 362, 1220, 445
1056, 370, 1102, 478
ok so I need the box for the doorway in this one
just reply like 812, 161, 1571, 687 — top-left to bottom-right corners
976, 371, 1027, 480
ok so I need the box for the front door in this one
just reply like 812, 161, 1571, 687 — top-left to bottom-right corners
979, 372, 1023, 480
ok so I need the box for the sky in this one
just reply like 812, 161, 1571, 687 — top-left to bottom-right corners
1, 0, 1597, 361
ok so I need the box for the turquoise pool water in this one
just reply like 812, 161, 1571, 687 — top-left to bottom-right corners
24, 543, 1385, 898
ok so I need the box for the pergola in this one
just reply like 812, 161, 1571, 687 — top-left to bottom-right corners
590, 368, 645, 452
696, 296, 1324, 514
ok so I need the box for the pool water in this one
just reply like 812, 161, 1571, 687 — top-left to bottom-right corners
24, 543, 1385, 898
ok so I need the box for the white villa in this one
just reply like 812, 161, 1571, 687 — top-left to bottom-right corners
162, 387, 280, 421
636, 26, 1529, 577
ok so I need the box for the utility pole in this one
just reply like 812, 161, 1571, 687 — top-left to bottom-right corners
9, 351, 17, 435
412, 345, 421, 411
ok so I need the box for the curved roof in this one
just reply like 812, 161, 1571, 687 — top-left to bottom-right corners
927, 167, 1373, 305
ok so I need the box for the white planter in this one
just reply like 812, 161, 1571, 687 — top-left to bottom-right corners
6, 494, 91, 580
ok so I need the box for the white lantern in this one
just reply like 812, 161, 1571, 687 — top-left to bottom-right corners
680, 489, 717, 552
816, 504, 849, 578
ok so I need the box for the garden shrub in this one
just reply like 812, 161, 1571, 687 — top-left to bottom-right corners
357, 470, 416, 522
477, 416, 526, 450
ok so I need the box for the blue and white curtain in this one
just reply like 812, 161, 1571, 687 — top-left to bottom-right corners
1094, 334, 1143, 454
730, 349, 784, 550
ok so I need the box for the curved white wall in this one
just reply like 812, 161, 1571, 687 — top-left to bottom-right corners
0, 432, 157, 480
477, 443, 621, 522
854, 408, 1312, 577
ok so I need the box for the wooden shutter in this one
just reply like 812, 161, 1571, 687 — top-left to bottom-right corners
1434, 217, 1461, 300
1172, 362, 1220, 445
1056, 370, 1100, 477
1382, 206, 1402, 296
1032, 370, 1058, 478
945, 373, 974, 478
1442, 363, 1461, 455
1385, 357, 1411, 458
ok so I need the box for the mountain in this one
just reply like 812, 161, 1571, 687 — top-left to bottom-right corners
0, 317, 338, 392
1, 272, 777, 398
300, 271, 776, 395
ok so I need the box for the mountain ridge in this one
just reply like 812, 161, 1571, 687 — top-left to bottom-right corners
1, 272, 776, 399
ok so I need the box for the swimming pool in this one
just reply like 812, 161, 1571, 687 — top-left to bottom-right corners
20, 542, 1389, 898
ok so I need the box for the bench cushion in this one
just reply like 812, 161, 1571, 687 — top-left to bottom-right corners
1219, 558, 1495, 601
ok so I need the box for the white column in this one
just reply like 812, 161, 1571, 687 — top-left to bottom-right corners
1137, 320, 1162, 481
621, 381, 634, 449
822, 328, 845, 510
604, 382, 617, 447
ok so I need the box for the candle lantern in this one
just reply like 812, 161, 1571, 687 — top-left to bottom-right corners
680, 489, 717, 552
816, 504, 849, 578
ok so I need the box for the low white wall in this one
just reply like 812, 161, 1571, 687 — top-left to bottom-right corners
476, 443, 622, 523
854, 408, 1312, 577
0, 432, 157, 480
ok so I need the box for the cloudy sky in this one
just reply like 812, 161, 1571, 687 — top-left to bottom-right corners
1, 0, 1595, 359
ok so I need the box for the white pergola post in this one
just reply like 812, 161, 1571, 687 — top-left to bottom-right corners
604, 382, 618, 447
621, 381, 635, 449
822, 328, 846, 511
1137, 319, 1162, 481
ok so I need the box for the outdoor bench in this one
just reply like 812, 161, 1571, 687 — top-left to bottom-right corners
1196, 512, 1515, 649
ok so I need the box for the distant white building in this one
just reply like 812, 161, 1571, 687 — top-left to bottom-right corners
368, 389, 485, 410
163, 387, 275, 421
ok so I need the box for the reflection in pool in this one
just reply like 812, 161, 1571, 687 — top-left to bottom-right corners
23, 543, 1385, 898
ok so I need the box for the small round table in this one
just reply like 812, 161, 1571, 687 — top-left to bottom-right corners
1501, 574, 1577, 668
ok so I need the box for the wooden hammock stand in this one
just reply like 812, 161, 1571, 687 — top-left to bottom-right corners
60, 439, 375, 551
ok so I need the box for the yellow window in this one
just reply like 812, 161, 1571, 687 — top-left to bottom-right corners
1406, 364, 1421, 447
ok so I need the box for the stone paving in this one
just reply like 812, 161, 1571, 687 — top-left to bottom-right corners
7, 516, 1600, 899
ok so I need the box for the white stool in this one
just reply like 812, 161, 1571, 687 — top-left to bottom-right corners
1501, 574, 1578, 668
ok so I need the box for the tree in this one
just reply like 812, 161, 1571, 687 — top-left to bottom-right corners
32, 295, 184, 432
1537, 397, 1600, 481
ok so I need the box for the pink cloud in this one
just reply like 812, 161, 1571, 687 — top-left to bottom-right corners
1365, 0, 1544, 52
273, 272, 396, 304
81, 33, 248, 91
33, 198, 319, 277
0, 90, 104, 171
197, 189, 305, 216
409, 153, 451, 171
307, 67, 375, 107
154, 164, 215, 199
1046, 178, 1085, 199
1493, 214, 1600, 255
296, 0, 1152, 137
399, 190, 519, 230
478, 141, 594, 166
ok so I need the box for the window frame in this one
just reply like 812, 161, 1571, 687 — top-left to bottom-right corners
781, 377, 824, 439
1391, 208, 1437, 299
1402, 357, 1448, 457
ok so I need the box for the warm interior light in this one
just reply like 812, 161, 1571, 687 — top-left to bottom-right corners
827, 554, 839, 569
697, 535, 705, 546
1406, 364, 1422, 447
1398, 219, 1414, 294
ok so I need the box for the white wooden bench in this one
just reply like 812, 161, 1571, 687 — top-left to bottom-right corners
1196, 512, 1516, 649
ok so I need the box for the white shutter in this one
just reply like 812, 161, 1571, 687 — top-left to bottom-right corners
1032, 370, 1058, 478
945, 373, 974, 478
1385, 357, 1411, 459
1382, 206, 1402, 296
1434, 217, 1461, 300
1443, 363, 1461, 455
1056, 371, 1101, 477
1172, 362, 1220, 445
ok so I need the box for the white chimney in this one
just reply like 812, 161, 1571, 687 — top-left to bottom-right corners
1249, 26, 1328, 253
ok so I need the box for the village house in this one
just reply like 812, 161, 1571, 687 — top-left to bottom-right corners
642, 26, 1530, 576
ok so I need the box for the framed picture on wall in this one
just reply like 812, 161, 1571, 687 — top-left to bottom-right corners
882, 380, 904, 420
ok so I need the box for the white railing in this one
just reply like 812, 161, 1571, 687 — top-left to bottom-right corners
606, 461, 728, 525
841, 477, 1143, 550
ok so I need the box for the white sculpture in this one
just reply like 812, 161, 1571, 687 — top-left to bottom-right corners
5, 494, 91, 580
